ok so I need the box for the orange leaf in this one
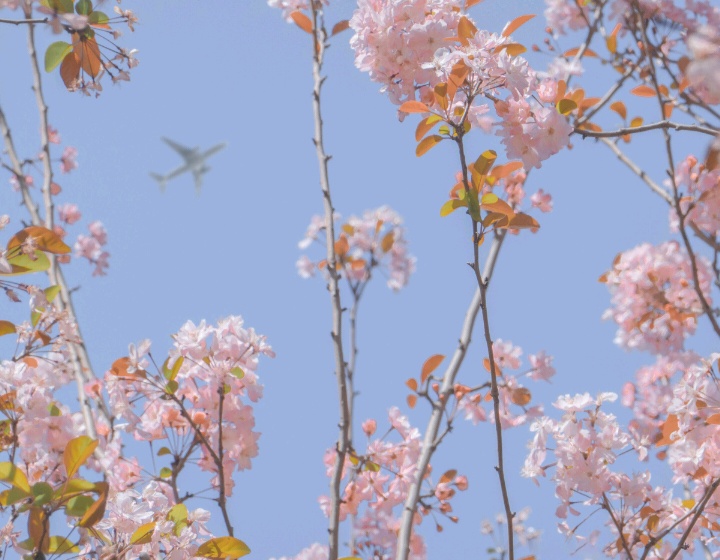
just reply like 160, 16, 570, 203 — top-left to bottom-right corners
407, 394, 417, 409
8, 226, 70, 254
290, 11, 313, 33
331, 20, 349, 36
481, 197, 514, 217
400, 100, 430, 114
381, 232, 394, 252
656, 414, 679, 446
406, 378, 418, 392
511, 387, 532, 406
490, 161, 523, 179
74, 35, 101, 78
447, 61, 470, 100
507, 212, 540, 230
495, 43, 527, 56
415, 114, 442, 141
706, 413, 720, 425
563, 47, 599, 58
663, 102, 673, 119
59, 49, 80, 89
434, 83, 448, 110
439, 469, 457, 483
334, 236, 349, 257
502, 14, 535, 37
610, 101, 627, 120
78, 482, 108, 528
416, 135, 443, 157
630, 116, 644, 128
458, 16, 477, 44
631, 85, 656, 97
110, 357, 146, 380
465, 0, 483, 7
421, 354, 445, 383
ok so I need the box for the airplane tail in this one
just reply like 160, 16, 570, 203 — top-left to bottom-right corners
150, 172, 167, 193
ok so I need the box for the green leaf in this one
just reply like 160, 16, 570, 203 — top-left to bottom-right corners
63, 436, 98, 478
230, 366, 244, 380
130, 522, 156, 545
3, 251, 50, 276
44, 42, 72, 73
167, 503, 188, 535
44, 285, 61, 303
88, 10, 108, 24
48, 403, 61, 417
157, 446, 172, 456
165, 380, 179, 395
31, 482, 53, 506
159, 467, 172, 479
75, 0, 92, 15
0, 486, 31, 506
31, 310, 42, 328
64, 495, 94, 517
162, 356, 183, 381
467, 189, 482, 222
41, 0, 74, 13
197, 537, 251, 559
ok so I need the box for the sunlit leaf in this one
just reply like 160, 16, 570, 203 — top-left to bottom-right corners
0, 322, 15, 337
490, 161, 523, 179
434, 82, 448, 110
47, 536, 79, 554
511, 387, 532, 406
465, 0, 482, 7
45, 41, 73, 72
415, 114, 443, 141
474, 150, 497, 175
399, 100, 430, 114
65, 495, 94, 517
0, 462, 30, 493
407, 394, 417, 409
8, 226, 70, 255
78, 482, 108, 528
64, 435, 98, 478
88, 10, 108, 26
630, 116, 644, 128
563, 47, 599, 58
130, 522, 156, 545
73, 35, 102, 78
481, 197, 514, 217
440, 198, 467, 217
28, 506, 48, 552
421, 354, 445, 383
457, 16, 478, 44
197, 536, 251, 559
290, 11, 312, 33
495, 43, 527, 56
502, 14, 535, 38
406, 378, 418, 392
380, 232, 394, 253
416, 135, 443, 157
364, 461, 380, 472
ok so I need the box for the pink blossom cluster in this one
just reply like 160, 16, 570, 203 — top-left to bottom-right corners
57, 202, 82, 225
621, 352, 699, 444
523, 393, 672, 557
480, 507, 541, 552
106, 316, 274, 497
601, 241, 713, 353
543, 0, 589, 35
350, 3, 573, 168
458, 339, 554, 428
670, 155, 720, 236
349, 0, 464, 104
686, 25, 720, 104
74, 220, 110, 276
91, 481, 214, 559
297, 206, 416, 291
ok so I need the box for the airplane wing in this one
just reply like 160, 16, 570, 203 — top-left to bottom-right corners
163, 164, 192, 182
162, 138, 196, 161
200, 143, 227, 160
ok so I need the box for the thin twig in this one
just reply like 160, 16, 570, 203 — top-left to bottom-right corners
575, 120, 717, 139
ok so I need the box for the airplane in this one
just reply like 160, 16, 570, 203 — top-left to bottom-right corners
150, 137, 227, 195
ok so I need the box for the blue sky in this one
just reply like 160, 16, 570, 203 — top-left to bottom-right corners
1, 0, 717, 558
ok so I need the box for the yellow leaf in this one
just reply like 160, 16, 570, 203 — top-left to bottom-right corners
290, 11, 313, 33
682, 499, 695, 509
474, 150, 497, 175
64, 435, 98, 478
197, 537, 251, 559
502, 14, 535, 38
0, 462, 30, 493
439, 198, 466, 217
416, 135, 443, 157
130, 522, 156, 545
0, 321, 15, 336
556, 98, 577, 115
630, 116, 644, 128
